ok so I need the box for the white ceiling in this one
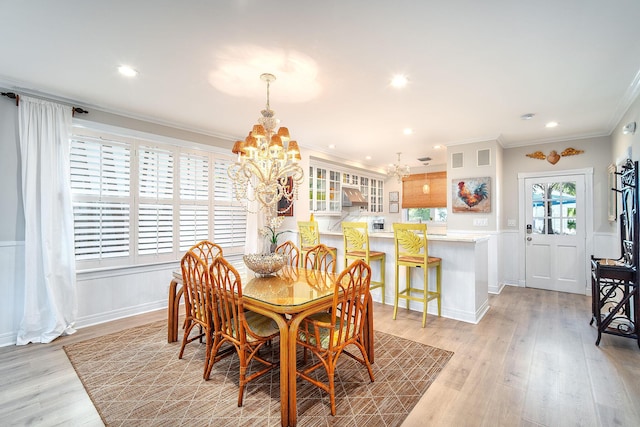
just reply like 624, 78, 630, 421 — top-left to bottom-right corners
1, 1, 640, 170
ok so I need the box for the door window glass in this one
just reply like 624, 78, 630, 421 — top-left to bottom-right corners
531, 181, 577, 235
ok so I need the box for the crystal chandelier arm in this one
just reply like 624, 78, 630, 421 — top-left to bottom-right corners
241, 158, 269, 183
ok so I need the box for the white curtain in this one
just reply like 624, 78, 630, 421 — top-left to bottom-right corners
16, 96, 77, 345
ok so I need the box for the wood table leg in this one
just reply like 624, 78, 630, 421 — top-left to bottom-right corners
288, 312, 309, 426
167, 279, 181, 343
244, 304, 290, 427
363, 292, 375, 363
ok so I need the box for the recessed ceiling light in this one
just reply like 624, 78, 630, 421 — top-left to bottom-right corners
520, 113, 535, 120
118, 65, 138, 77
433, 145, 442, 150
391, 74, 408, 88
365, 155, 372, 160
545, 121, 559, 128
328, 144, 336, 149
403, 128, 413, 135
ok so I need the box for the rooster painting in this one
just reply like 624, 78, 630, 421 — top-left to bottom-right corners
452, 178, 491, 212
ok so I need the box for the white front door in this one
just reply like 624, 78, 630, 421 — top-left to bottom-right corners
524, 174, 586, 294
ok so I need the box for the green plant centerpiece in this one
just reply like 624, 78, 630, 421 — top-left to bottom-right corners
260, 215, 288, 252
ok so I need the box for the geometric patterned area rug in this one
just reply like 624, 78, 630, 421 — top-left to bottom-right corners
64, 321, 453, 427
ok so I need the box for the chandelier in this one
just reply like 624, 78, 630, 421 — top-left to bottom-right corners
387, 152, 411, 182
228, 73, 304, 221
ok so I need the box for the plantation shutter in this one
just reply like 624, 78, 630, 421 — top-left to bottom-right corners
213, 158, 246, 254
70, 137, 131, 260
138, 146, 174, 255
70, 126, 246, 269
179, 152, 210, 251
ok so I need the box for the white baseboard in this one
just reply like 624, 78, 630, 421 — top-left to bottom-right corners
0, 332, 16, 347
75, 301, 167, 329
489, 281, 506, 294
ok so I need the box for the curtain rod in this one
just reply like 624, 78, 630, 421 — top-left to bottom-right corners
1, 91, 88, 116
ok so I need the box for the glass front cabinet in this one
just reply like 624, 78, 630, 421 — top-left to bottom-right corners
309, 164, 384, 214
370, 179, 384, 213
309, 166, 341, 213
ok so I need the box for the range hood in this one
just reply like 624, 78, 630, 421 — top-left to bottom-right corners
342, 187, 368, 206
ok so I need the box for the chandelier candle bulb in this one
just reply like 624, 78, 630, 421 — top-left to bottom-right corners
277, 127, 290, 140
252, 124, 266, 138
269, 134, 284, 150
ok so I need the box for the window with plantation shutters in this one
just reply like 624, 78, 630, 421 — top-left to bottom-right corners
139, 146, 173, 199
179, 152, 210, 251
213, 158, 247, 255
70, 136, 131, 261
69, 126, 246, 269
138, 146, 174, 256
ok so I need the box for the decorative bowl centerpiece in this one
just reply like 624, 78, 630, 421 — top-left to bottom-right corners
243, 253, 286, 277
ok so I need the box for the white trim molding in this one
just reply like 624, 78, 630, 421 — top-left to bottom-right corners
517, 168, 594, 293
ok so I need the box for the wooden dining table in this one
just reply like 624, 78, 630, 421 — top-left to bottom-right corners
166, 264, 374, 427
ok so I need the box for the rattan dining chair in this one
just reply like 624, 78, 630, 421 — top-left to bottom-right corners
207, 256, 280, 406
178, 240, 223, 349
303, 243, 337, 273
190, 240, 223, 265
178, 250, 220, 379
295, 259, 375, 415
275, 240, 300, 267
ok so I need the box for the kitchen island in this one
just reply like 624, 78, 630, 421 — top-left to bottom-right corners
312, 231, 490, 324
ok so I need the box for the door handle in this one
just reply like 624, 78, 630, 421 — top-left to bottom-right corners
527, 236, 532, 241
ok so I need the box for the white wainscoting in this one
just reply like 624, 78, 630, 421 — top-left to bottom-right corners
498, 229, 619, 292
592, 232, 620, 260
0, 241, 25, 347
75, 262, 180, 328
500, 230, 521, 288
0, 242, 179, 347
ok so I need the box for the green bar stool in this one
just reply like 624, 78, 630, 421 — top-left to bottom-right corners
393, 223, 441, 327
298, 220, 337, 267
342, 221, 386, 304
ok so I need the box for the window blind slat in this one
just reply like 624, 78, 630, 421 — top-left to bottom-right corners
72, 202, 130, 260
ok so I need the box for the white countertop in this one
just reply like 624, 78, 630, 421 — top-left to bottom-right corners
317, 230, 490, 242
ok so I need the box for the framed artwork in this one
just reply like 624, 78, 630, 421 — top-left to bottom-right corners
277, 176, 294, 217
451, 177, 491, 213
389, 191, 399, 202
389, 202, 399, 213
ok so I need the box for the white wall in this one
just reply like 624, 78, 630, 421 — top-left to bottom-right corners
611, 93, 640, 164
0, 95, 23, 240
498, 135, 618, 287
447, 139, 501, 232
501, 136, 614, 233
445, 140, 501, 294
0, 94, 24, 345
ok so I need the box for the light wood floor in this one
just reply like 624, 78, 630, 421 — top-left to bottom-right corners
1, 286, 639, 426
